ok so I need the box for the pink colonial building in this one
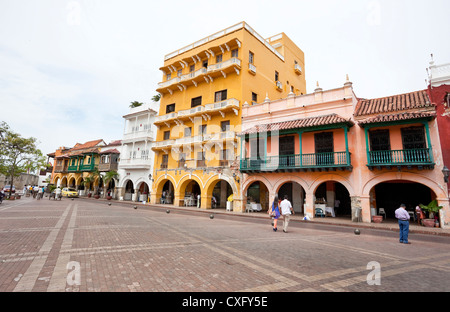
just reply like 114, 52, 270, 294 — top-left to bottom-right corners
239, 76, 449, 228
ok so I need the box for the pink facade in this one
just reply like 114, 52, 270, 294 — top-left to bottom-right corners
240, 78, 449, 228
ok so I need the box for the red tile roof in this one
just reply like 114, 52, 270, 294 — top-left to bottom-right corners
357, 111, 436, 125
99, 148, 120, 154
71, 139, 105, 151
355, 90, 432, 116
240, 114, 352, 135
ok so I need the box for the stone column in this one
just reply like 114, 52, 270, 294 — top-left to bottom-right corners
304, 192, 314, 219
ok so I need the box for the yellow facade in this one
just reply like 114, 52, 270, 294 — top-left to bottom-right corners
151, 22, 306, 211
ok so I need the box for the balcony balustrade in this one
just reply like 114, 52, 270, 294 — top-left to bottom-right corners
367, 148, 434, 168
240, 151, 351, 172
122, 129, 154, 143
155, 98, 239, 125
118, 158, 152, 170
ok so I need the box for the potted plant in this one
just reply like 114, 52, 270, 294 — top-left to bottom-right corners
419, 200, 442, 227
372, 215, 383, 223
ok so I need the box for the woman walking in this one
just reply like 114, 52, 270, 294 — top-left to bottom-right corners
268, 196, 281, 231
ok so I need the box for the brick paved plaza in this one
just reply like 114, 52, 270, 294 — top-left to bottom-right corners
1, 196, 449, 294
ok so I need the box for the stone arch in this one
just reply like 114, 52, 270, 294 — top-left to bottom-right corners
204, 175, 238, 209
178, 175, 204, 196
273, 175, 308, 214
362, 172, 447, 199
242, 175, 273, 195
272, 174, 309, 196
309, 173, 355, 197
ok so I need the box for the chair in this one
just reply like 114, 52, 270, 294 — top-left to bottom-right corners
378, 208, 386, 219
315, 208, 325, 218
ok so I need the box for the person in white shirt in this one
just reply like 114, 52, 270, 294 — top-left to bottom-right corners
280, 195, 295, 233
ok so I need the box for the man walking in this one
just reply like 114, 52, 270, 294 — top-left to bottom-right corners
280, 195, 295, 233
395, 203, 411, 244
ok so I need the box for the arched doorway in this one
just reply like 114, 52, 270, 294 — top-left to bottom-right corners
137, 182, 149, 202
179, 179, 202, 207
314, 181, 351, 218
277, 182, 305, 214
211, 180, 233, 209
161, 180, 174, 204
370, 180, 435, 220
124, 180, 134, 201
246, 181, 269, 211
68, 177, 76, 188
61, 177, 68, 188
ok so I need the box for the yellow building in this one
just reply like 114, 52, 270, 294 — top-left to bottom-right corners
151, 22, 306, 211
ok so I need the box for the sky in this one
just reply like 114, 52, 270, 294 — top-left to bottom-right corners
1, 0, 449, 157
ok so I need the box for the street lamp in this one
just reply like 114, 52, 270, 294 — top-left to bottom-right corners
442, 166, 449, 183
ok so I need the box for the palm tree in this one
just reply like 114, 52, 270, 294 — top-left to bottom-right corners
151, 94, 161, 102
103, 170, 119, 198
89, 168, 103, 196
129, 101, 143, 108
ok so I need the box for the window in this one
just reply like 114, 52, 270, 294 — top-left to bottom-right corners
197, 151, 206, 167
166, 73, 171, 81
401, 126, 426, 149
249, 51, 254, 64
177, 69, 182, 77
232, 49, 238, 58
220, 149, 229, 166
202, 60, 208, 68
370, 129, 391, 151
216, 54, 222, 63
198, 124, 207, 136
178, 153, 186, 168
190, 65, 195, 72
184, 127, 192, 137
161, 154, 168, 169
191, 96, 202, 108
166, 103, 175, 114
163, 130, 170, 140
275, 71, 279, 82
252, 92, 257, 104
214, 89, 227, 102
221, 120, 230, 132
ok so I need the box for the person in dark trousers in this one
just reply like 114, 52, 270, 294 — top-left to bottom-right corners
395, 203, 411, 244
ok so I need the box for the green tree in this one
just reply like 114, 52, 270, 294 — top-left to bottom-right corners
129, 101, 143, 108
151, 94, 161, 102
0, 122, 46, 197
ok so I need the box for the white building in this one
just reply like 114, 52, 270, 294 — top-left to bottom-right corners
118, 102, 158, 202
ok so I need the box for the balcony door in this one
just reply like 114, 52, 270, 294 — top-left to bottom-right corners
369, 129, 391, 163
401, 126, 427, 162
279, 136, 295, 168
314, 132, 334, 165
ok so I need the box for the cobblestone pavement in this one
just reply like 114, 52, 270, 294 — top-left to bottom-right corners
1, 196, 449, 293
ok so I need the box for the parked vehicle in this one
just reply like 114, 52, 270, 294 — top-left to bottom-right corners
62, 187, 78, 198
2, 185, 15, 194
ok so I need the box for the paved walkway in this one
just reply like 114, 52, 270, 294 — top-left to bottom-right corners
112, 198, 450, 237
1, 196, 449, 295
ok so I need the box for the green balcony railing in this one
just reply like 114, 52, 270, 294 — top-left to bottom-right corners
367, 148, 433, 166
240, 151, 351, 171
68, 165, 79, 172
79, 163, 95, 171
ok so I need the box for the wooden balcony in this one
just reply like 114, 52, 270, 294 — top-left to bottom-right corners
240, 151, 352, 173
54, 165, 68, 173
367, 148, 434, 169
98, 162, 119, 172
